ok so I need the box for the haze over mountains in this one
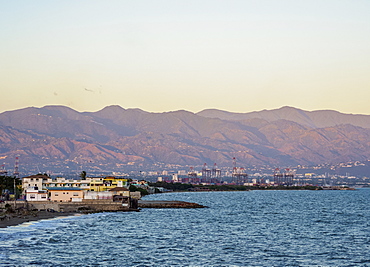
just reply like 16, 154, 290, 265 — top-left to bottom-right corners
1, 105, 370, 172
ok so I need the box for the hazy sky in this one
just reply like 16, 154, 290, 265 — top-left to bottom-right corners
1, 1, 369, 114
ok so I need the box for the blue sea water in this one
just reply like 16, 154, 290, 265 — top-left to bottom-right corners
1, 189, 370, 266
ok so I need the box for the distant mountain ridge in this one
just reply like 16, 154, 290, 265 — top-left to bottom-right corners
197, 106, 370, 129
1, 105, 370, 171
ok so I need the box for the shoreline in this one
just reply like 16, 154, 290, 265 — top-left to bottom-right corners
1, 199, 205, 228
0, 211, 78, 228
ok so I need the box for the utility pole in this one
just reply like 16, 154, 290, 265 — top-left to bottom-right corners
13, 177, 16, 209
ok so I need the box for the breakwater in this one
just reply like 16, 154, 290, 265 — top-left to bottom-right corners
138, 200, 207, 208
20, 199, 206, 211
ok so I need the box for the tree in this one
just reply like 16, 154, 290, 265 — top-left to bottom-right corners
79, 171, 87, 180
0, 176, 21, 199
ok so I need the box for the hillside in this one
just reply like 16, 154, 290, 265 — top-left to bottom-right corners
1, 105, 370, 173
197, 106, 370, 129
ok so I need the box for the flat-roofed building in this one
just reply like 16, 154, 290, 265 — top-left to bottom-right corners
108, 187, 130, 197
22, 174, 50, 195
90, 177, 128, 192
25, 187, 48, 201
47, 187, 84, 202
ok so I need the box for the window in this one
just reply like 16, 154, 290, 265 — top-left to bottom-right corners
55, 193, 59, 196
30, 194, 35, 199
41, 195, 46, 199
73, 193, 79, 196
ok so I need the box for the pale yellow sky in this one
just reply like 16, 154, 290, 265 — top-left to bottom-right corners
1, 1, 370, 114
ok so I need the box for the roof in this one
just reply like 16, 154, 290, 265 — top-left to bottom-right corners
104, 177, 127, 180
108, 187, 129, 192
46, 187, 84, 191
23, 174, 50, 179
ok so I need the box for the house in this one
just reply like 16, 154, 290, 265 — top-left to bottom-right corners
25, 187, 48, 201
47, 187, 84, 202
109, 187, 131, 206
108, 187, 130, 197
22, 174, 50, 195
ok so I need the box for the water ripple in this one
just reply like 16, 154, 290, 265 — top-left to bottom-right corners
1, 189, 370, 266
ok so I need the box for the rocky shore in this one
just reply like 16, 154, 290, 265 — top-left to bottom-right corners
0, 200, 205, 228
0, 211, 77, 228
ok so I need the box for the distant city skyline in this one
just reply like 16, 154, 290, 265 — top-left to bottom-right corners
1, 1, 370, 114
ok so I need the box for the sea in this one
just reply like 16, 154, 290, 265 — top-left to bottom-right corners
1, 189, 369, 267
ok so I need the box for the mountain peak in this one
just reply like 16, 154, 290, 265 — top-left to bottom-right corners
99, 105, 126, 112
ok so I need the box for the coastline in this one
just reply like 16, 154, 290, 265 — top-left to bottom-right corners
0, 199, 205, 228
0, 211, 78, 228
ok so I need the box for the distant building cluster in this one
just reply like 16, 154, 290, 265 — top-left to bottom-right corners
155, 166, 298, 186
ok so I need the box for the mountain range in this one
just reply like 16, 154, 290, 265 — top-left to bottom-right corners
1, 105, 370, 172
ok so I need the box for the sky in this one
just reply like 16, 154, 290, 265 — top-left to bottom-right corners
1, 0, 370, 114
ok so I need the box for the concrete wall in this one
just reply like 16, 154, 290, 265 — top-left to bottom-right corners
84, 191, 113, 200
58, 202, 129, 212
1, 199, 136, 213
24, 201, 130, 212
27, 202, 61, 212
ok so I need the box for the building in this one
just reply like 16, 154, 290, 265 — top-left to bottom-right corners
22, 175, 128, 193
22, 175, 129, 202
44, 177, 90, 189
25, 187, 48, 201
84, 191, 113, 200
89, 176, 128, 192
47, 187, 84, 202
108, 187, 130, 197
109, 187, 131, 204
22, 174, 50, 195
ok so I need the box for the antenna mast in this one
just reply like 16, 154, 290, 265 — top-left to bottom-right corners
13, 156, 20, 178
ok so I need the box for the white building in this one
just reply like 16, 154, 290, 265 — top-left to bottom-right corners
172, 174, 179, 182
22, 175, 49, 195
25, 187, 48, 201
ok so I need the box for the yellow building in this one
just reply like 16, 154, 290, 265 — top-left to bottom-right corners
89, 176, 128, 192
